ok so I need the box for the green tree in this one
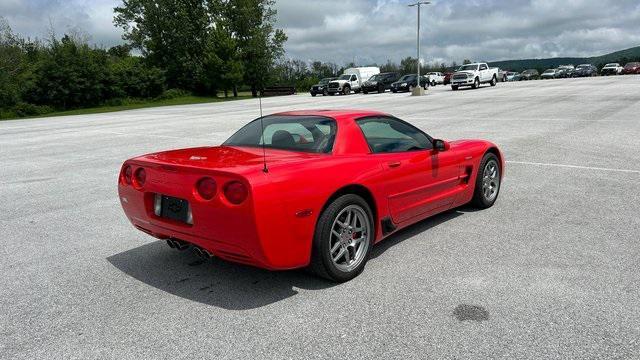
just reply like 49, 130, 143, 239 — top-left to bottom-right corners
114, 0, 211, 91
222, 0, 287, 96
25, 35, 112, 109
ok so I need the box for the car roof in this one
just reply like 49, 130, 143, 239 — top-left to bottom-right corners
272, 109, 388, 121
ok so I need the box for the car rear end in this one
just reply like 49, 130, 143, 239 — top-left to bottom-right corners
118, 155, 277, 269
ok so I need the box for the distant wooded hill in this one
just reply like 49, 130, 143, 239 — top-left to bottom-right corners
487, 45, 640, 72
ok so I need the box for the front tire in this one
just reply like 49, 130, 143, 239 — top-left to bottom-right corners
471, 153, 501, 209
451, 85, 458, 91
311, 93, 317, 97
309, 194, 374, 282
342, 86, 350, 95
472, 77, 480, 89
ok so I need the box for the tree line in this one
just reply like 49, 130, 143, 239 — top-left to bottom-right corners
0, 0, 287, 119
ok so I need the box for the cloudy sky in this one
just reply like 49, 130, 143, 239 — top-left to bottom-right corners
2, 0, 640, 65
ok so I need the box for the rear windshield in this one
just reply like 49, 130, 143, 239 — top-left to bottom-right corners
224, 115, 337, 153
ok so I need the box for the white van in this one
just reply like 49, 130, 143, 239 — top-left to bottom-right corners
327, 67, 380, 95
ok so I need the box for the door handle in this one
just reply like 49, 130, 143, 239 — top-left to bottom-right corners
388, 161, 401, 168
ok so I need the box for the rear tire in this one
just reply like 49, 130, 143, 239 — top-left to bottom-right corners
471, 153, 501, 209
431, 80, 436, 87
309, 194, 374, 282
490, 75, 497, 86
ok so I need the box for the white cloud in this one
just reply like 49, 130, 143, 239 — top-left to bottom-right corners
1, 0, 639, 64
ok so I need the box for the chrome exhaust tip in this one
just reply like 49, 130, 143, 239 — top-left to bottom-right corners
166, 239, 176, 248
172, 239, 190, 251
192, 246, 213, 260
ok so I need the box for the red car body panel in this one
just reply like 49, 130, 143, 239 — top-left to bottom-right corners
622, 63, 640, 74
118, 110, 504, 270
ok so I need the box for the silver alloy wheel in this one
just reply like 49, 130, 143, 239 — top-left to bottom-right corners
482, 159, 500, 202
329, 205, 371, 272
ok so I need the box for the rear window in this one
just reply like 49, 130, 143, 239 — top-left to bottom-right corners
224, 115, 336, 153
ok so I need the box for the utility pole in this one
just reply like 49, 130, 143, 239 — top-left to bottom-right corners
408, 1, 430, 96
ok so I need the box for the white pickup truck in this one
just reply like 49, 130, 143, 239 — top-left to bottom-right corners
326, 67, 380, 95
450, 63, 498, 90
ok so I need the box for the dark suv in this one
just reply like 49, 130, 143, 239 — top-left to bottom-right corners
362, 72, 400, 94
310, 77, 337, 97
390, 74, 428, 93
572, 64, 597, 77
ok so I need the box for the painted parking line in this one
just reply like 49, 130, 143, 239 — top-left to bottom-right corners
507, 160, 640, 174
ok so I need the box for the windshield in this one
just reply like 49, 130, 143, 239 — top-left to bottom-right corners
543, 69, 555, 73
577, 65, 589, 69
224, 115, 337, 154
368, 75, 381, 81
398, 75, 415, 81
339, 74, 351, 80
319, 78, 333, 85
604, 64, 618, 67
459, 64, 478, 71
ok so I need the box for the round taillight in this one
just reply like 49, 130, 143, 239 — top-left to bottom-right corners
196, 177, 217, 200
224, 181, 248, 205
135, 168, 146, 186
123, 165, 132, 184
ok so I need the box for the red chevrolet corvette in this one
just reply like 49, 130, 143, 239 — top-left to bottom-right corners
118, 110, 503, 281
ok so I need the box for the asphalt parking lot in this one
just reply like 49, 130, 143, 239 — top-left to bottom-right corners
1, 76, 639, 359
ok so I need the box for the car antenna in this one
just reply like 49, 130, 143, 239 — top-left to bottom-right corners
259, 88, 268, 173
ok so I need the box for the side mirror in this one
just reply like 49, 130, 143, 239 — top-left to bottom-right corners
433, 139, 450, 151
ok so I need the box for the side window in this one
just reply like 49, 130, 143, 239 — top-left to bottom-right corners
480, 64, 488, 70
350, 75, 357, 81
357, 117, 432, 154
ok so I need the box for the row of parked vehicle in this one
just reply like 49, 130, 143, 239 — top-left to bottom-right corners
309, 67, 448, 96
503, 62, 640, 81
309, 61, 640, 96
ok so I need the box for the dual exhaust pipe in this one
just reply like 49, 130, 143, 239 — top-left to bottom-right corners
166, 239, 213, 260
166, 238, 190, 251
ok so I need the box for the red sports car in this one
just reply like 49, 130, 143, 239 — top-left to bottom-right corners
118, 110, 504, 282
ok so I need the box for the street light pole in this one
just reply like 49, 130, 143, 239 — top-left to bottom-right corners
408, 1, 430, 96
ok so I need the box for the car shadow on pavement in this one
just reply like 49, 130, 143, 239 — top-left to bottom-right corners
107, 242, 336, 310
370, 208, 464, 259
107, 207, 467, 310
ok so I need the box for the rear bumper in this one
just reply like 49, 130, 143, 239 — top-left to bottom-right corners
117, 163, 311, 270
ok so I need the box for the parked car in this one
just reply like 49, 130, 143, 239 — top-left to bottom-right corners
600, 63, 624, 76
572, 64, 597, 77
390, 74, 428, 93
451, 63, 499, 90
541, 69, 560, 79
327, 67, 380, 95
506, 72, 518, 81
557, 65, 575, 78
425, 72, 445, 86
118, 109, 504, 282
310, 77, 337, 96
497, 68, 509, 82
362, 72, 400, 94
443, 72, 453, 85
622, 62, 640, 75
518, 69, 539, 81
